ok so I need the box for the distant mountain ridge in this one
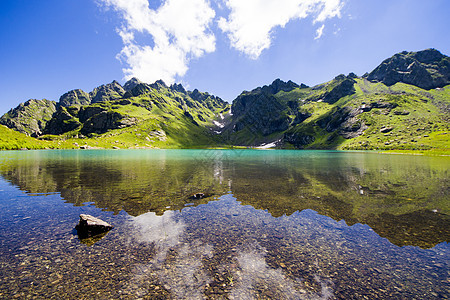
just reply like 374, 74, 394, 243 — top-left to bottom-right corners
0, 48, 449, 151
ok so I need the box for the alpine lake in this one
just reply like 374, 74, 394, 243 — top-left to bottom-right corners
0, 149, 448, 299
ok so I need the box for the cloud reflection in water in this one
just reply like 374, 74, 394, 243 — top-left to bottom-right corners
127, 210, 214, 298
126, 198, 336, 299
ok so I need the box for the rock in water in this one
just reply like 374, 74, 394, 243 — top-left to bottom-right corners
75, 214, 113, 239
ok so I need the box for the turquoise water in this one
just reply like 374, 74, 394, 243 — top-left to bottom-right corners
0, 150, 448, 298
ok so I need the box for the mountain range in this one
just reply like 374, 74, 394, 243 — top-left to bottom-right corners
1, 48, 449, 151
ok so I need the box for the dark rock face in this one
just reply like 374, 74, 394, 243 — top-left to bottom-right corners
300, 83, 310, 89
292, 111, 311, 125
90, 81, 126, 103
259, 78, 300, 94
123, 83, 153, 98
188, 89, 228, 111
123, 77, 142, 91
150, 80, 168, 90
283, 132, 315, 148
78, 106, 108, 123
189, 89, 207, 102
317, 106, 368, 139
232, 92, 290, 136
171, 83, 187, 94
323, 78, 356, 104
367, 49, 450, 89
183, 111, 199, 126
59, 89, 91, 107
0, 99, 57, 136
75, 214, 113, 239
225, 79, 310, 144
81, 111, 137, 134
43, 107, 82, 135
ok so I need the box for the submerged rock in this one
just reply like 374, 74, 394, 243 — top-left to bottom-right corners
75, 214, 113, 239
191, 192, 212, 199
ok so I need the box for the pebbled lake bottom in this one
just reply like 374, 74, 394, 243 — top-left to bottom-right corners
0, 149, 448, 299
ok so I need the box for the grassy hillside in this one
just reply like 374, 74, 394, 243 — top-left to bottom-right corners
0, 125, 59, 150
250, 77, 449, 153
35, 83, 230, 149
0, 59, 448, 153
338, 81, 450, 151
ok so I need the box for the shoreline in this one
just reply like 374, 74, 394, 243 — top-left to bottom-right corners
1, 146, 448, 157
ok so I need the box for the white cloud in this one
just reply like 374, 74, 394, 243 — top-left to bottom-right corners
100, 0, 345, 82
315, 24, 325, 39
218, 0, 344, 59
101, 0, 216, 84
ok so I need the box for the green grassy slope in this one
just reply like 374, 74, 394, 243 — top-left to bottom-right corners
0, 125, 59, 150
273, 78, 449, 153
38, 84, 230, 149
0, 74, 448, 153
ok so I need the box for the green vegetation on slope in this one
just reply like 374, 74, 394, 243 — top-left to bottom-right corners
0, 49, 449, 153
0, 125, 58, 150
227, 76, 449, 153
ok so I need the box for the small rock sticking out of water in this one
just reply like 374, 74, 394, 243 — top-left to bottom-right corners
75, 214, 113, 240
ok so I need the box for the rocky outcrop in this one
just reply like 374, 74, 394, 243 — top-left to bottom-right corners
231, 92, 290, 137
59, 89, 91, 107
188, 89, 208, 102
80, 111, 137, 134
0, 99, 57, 136
245, 78, 300, 95
90, 80, 126, 103
261, 78, 300, 94
75, 214, 113, 239
1, 78, 228, 139
123, 83, 153, 98
367, 48, 450, 89
183, 111, 199, 126
283, 132, 315, 148
188, 89, 228, 110
43, 107, 81, 135
171, 83, 187, 94
316, 106, 368, 139
78, 106, 108, 123
123, 77, 142, 91
322, 76, 356, 104
149, 80, 168, 90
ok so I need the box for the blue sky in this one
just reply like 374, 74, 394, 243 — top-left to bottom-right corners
0, 0, 449, 115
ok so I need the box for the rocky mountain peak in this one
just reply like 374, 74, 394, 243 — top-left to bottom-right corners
150, 80, 167, 90
59, 89, 91, 107
170, 83, 187, 94
262, 78, 300, 94
367, 48, 450, 89
0, 99, 57, 136
412, 48, 446, 64
123, 77, 142, 91
188, 89, 205, 101
123, 83, 152, 98
90, 81, 126, 103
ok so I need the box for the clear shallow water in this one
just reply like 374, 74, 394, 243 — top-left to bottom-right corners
0, 149, 448, 299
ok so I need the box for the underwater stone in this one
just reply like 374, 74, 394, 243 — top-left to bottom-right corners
193, 193, 205, 199
75, 214, 113, 238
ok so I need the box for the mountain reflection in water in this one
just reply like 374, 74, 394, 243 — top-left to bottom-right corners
0, 150, 448, 299
0, 149, 447, 248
